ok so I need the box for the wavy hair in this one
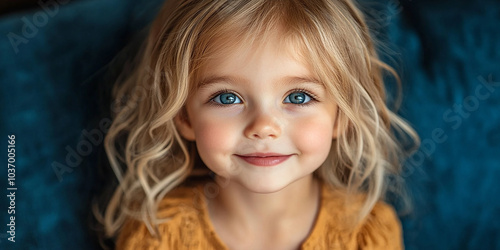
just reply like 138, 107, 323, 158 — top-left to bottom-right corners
97, 0, 419, 240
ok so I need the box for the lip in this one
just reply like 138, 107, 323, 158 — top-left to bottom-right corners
235, 153, 293, 167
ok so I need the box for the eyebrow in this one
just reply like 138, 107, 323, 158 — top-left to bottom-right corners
198, 75, 324, 88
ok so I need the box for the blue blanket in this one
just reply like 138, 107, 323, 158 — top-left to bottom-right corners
0, 0, 498, 249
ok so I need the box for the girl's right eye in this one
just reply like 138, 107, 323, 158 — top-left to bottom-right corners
211, 92, 242, 105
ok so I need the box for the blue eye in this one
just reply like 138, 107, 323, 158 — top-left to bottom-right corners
212, 93, 242, 105
284, 92, 312, 104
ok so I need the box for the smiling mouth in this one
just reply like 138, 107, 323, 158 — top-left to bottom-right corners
235, 153, 293, 167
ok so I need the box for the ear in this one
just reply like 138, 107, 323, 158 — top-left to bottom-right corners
332, 107, 347, 139
174, 108, 196, 141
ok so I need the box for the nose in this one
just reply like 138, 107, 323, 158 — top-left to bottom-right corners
244, 110, 282, 140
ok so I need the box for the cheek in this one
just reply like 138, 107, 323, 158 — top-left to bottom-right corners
192, 114, 238, 167
291, 115, 334, 159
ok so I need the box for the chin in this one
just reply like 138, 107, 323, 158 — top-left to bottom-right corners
236, 177, 294, 194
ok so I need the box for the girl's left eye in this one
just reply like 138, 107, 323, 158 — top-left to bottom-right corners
284, 92, 312, 104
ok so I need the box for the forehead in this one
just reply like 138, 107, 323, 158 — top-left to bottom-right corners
195, 30, 314, 83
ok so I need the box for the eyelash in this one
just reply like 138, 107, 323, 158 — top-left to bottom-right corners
207, 88, 319, 106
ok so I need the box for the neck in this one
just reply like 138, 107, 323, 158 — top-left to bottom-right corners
208, 175, 321, 234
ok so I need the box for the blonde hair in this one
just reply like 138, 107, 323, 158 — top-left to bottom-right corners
97, 0, 419, 240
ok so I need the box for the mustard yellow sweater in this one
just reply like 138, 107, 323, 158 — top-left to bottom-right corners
116, 182, 403, 249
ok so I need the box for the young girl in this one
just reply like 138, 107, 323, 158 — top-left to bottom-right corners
98, 0, 418, 249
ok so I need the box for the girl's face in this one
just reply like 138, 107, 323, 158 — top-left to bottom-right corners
177, 34, 339, 193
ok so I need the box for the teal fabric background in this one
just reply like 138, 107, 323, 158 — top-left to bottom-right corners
0, 0, 499, 249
